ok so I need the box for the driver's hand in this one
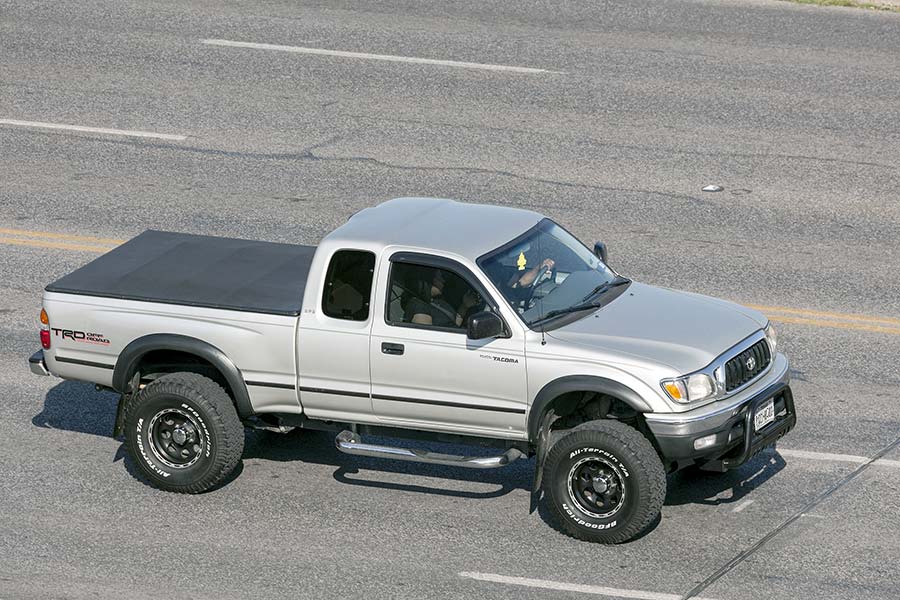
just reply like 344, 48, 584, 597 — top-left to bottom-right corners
541, 258, 555, 270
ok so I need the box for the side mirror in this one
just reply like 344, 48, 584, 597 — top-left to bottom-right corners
593, 241, 608, 263
467, 311, 505, 340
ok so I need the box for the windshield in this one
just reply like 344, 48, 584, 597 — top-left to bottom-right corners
478, 219, 622, 327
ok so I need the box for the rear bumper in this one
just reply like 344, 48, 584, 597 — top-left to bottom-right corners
647, 380, 796, 471
29, 350, 50, 376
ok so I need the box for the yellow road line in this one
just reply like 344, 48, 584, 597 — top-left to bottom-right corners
747, 303, 900, 327
0, 227, 125, 245
763, 315, 900, 336
2, 227, 898, 336
0, 237, 117, 253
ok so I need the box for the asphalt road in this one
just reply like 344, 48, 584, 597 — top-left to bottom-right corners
1, 1, 899, 599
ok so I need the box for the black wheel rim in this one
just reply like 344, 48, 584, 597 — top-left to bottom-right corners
567, 456, 626, 519
148, 408, 205, 469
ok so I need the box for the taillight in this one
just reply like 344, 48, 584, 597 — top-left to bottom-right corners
39, 308, 50, 349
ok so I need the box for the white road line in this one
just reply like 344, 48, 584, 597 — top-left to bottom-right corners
0, 119, 187, 141
201, 39, 564, 74
777, 448, 900, 468
732, 499, 754, 513
458, 572, 719, 600
778, 449, 868, 463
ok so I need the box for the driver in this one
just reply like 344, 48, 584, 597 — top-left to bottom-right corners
509, 257, 555, 290
488, 242, 555, 300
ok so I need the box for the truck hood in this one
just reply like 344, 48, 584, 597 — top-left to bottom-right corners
546, 283, 766, 374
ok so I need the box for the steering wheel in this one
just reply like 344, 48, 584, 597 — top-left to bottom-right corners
524, 265, 555, 307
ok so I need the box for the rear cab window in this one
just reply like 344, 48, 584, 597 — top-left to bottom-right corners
322, 250, 376, 321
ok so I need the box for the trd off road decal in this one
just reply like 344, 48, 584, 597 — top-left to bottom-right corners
51, 328, 110, 345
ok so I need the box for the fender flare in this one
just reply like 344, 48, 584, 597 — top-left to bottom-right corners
112, 333, 254, 418
527, 375, 652, 442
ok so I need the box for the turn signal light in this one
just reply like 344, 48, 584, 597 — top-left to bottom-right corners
39, 308, 50, 349
663, 381, 685, 400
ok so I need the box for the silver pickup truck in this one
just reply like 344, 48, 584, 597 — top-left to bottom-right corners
29, 197, 795, 543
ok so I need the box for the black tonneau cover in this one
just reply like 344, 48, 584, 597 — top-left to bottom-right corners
45, 230, 315, 316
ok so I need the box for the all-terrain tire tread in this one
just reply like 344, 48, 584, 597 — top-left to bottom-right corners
543, 420, 666, 543
124, 372, 244, 494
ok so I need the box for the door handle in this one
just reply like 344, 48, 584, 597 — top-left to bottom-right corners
381, 342, 405, 356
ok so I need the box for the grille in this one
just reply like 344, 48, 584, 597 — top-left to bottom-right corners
724, 339, 771, 392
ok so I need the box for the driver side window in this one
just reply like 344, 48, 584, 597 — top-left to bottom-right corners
386, 262, 485, 332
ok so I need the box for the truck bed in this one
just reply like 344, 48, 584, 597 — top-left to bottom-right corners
45, 230, 315, 316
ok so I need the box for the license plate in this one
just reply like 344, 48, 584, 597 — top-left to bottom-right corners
754, 398, 775, 432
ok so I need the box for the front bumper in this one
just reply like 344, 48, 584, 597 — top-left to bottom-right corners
646, 378, 796, 471
29, 350, 50, 376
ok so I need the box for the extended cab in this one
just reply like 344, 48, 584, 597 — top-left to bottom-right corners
29, 197, 795, 543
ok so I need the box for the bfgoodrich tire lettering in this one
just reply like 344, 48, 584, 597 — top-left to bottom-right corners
542, 420, 666, 543
124, 372, 244, 493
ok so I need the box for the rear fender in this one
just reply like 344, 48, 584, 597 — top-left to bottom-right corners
112, 333, 254, 418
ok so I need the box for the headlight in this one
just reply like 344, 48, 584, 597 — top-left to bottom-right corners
765, 323, 778, 352
661, 373, 716, 404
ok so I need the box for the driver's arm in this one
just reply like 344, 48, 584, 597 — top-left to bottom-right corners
512, 258, 555, 288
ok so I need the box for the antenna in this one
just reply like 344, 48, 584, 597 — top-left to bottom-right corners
536, 264, 549, 345
539, 294, 547, 345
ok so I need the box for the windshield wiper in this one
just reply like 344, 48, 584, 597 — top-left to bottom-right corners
531, 277, 631, 327
580, 276, 631, 302
531, 300, 605, 325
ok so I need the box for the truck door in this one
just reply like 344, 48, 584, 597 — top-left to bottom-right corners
369, 252, 528, 438
297, 249, 377, 424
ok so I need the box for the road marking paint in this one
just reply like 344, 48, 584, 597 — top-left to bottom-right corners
778, 448, 900, 469
752, 314, 900, 335
2, 225, 898, 340
746, 303, 900, 335
0, 237, 116, 253
746, 304, 900, 327
732, 499, 754, 513
458, 572, 719, 600
765, 315, 900, 336
201, 39, 563, 74
0, 119, 187, 141
0, 227, 124, 245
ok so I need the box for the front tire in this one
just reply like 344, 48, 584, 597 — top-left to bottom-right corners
124, 372, 244, 493
542, 420, 666, 543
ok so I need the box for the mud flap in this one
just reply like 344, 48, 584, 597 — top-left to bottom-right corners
530, 409, 558, 514
112, 393, 128, 439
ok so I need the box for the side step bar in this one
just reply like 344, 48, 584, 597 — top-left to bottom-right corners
335, 430, 524, 469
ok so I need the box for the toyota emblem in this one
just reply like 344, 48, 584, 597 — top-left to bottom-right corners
746, 356, 756, 371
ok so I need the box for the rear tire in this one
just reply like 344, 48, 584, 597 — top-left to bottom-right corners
124, 372, 244, 493
542, 420, 666, 543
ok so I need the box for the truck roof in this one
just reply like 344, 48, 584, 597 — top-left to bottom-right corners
326, 197, 544, 260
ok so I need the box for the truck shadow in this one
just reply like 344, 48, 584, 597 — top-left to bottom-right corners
244, 429, 533, 500
31, 380, 119, 437
32, 381, 788, 512
665, 450, 788, 507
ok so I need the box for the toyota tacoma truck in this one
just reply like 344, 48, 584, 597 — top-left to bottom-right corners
28, 197, 795, 543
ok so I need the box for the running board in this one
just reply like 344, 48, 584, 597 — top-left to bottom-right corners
335, 430, 524, 469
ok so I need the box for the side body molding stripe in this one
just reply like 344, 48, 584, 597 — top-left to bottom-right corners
112, 334, 255, 418
55, 356, 115, 370
527, 375, 652, 441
